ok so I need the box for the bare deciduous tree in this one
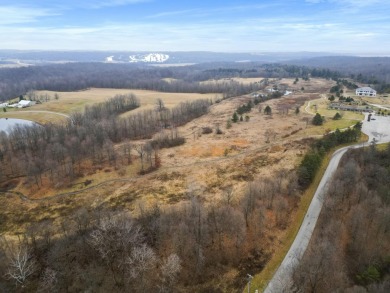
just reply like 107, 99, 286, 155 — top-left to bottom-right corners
127, 244, 157, 292
37, 267, 58, 292
6, 245, 37, 286
159, 253, 181, 292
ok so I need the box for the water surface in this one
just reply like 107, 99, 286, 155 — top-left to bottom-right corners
0, 118, 36, 134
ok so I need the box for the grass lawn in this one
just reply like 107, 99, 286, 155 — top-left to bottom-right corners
303, 119, 360, 136
305, 97, 364, 120
0, 111, 68, 124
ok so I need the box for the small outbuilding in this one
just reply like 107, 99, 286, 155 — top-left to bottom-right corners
17, 100, 35, 108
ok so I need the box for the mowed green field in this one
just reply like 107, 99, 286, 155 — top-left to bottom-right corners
305, 97, 364, 120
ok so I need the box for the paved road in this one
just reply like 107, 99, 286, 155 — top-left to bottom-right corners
264, 114, 390, 293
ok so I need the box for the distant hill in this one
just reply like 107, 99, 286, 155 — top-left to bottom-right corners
284, 56, 390, 83
0, 50, 340, 65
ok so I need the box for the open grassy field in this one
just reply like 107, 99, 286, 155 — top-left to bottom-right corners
1, 78, 347, 201
0, 110, 68, 124
301, 119, 359, 136
32, 88, 222, 114
304, 96, 364, 120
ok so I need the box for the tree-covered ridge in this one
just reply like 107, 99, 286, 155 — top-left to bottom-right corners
1, 61, 389, 102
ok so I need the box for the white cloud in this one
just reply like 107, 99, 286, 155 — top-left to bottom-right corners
0, 6, 56, 25
146, 9, 200, 19
333, 0, 381, 7
86, 0, 151, 9
0, 17, 386, 54
307, 0, 382, 8
146, 3, 279, 19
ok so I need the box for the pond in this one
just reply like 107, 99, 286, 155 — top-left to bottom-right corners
0, 118, 37, 134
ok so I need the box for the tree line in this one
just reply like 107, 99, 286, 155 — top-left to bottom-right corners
0, 95, 211, 187
0, 63, 265, 102
298, 123, 362, 188
1, 61, 389, 102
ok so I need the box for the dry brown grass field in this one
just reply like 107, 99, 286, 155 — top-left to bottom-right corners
0, 77, 348, 291
1, 78, 337, 221
32, 88, 222, 114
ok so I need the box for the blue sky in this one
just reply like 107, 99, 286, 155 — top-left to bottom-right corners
1, 0, 389, 55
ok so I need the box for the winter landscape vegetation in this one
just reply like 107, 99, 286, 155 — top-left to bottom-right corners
0, 1, 389, 292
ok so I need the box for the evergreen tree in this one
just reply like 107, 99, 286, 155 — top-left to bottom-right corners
264, 105, 272, 115
232, 112, 239, 123
312, 113, 324, 125
333, 112, 342, 120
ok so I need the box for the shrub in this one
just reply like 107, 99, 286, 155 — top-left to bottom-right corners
150, 135, 185, 149
333, 112, 342, 120
202, 127, 213, 134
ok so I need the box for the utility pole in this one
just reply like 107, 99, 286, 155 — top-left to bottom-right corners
247, 274, 253, 293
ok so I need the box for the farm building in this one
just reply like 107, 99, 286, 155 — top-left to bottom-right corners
355, 87, 376, 97
17, 100, 35, 108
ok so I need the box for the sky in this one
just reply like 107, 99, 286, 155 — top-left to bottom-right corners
0, 0, 389, 55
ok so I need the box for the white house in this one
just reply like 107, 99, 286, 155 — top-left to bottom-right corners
356, 87, 376, 97
0, 102, 9, 108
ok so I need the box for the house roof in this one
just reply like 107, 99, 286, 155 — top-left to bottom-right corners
356, 87, 376, 92
18, 100, 31, 105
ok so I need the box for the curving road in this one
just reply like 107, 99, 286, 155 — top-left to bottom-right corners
264, 114, 390, 293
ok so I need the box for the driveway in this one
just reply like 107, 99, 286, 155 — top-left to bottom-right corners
264, 115, 390, 292
362, 114, 390, 143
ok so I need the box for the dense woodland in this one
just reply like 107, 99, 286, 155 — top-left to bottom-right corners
0, 95, 211, 187
292, 144, 390, 292
1, 61, 390, 102
286, 56, 390, 84
0, 63, 265, 102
